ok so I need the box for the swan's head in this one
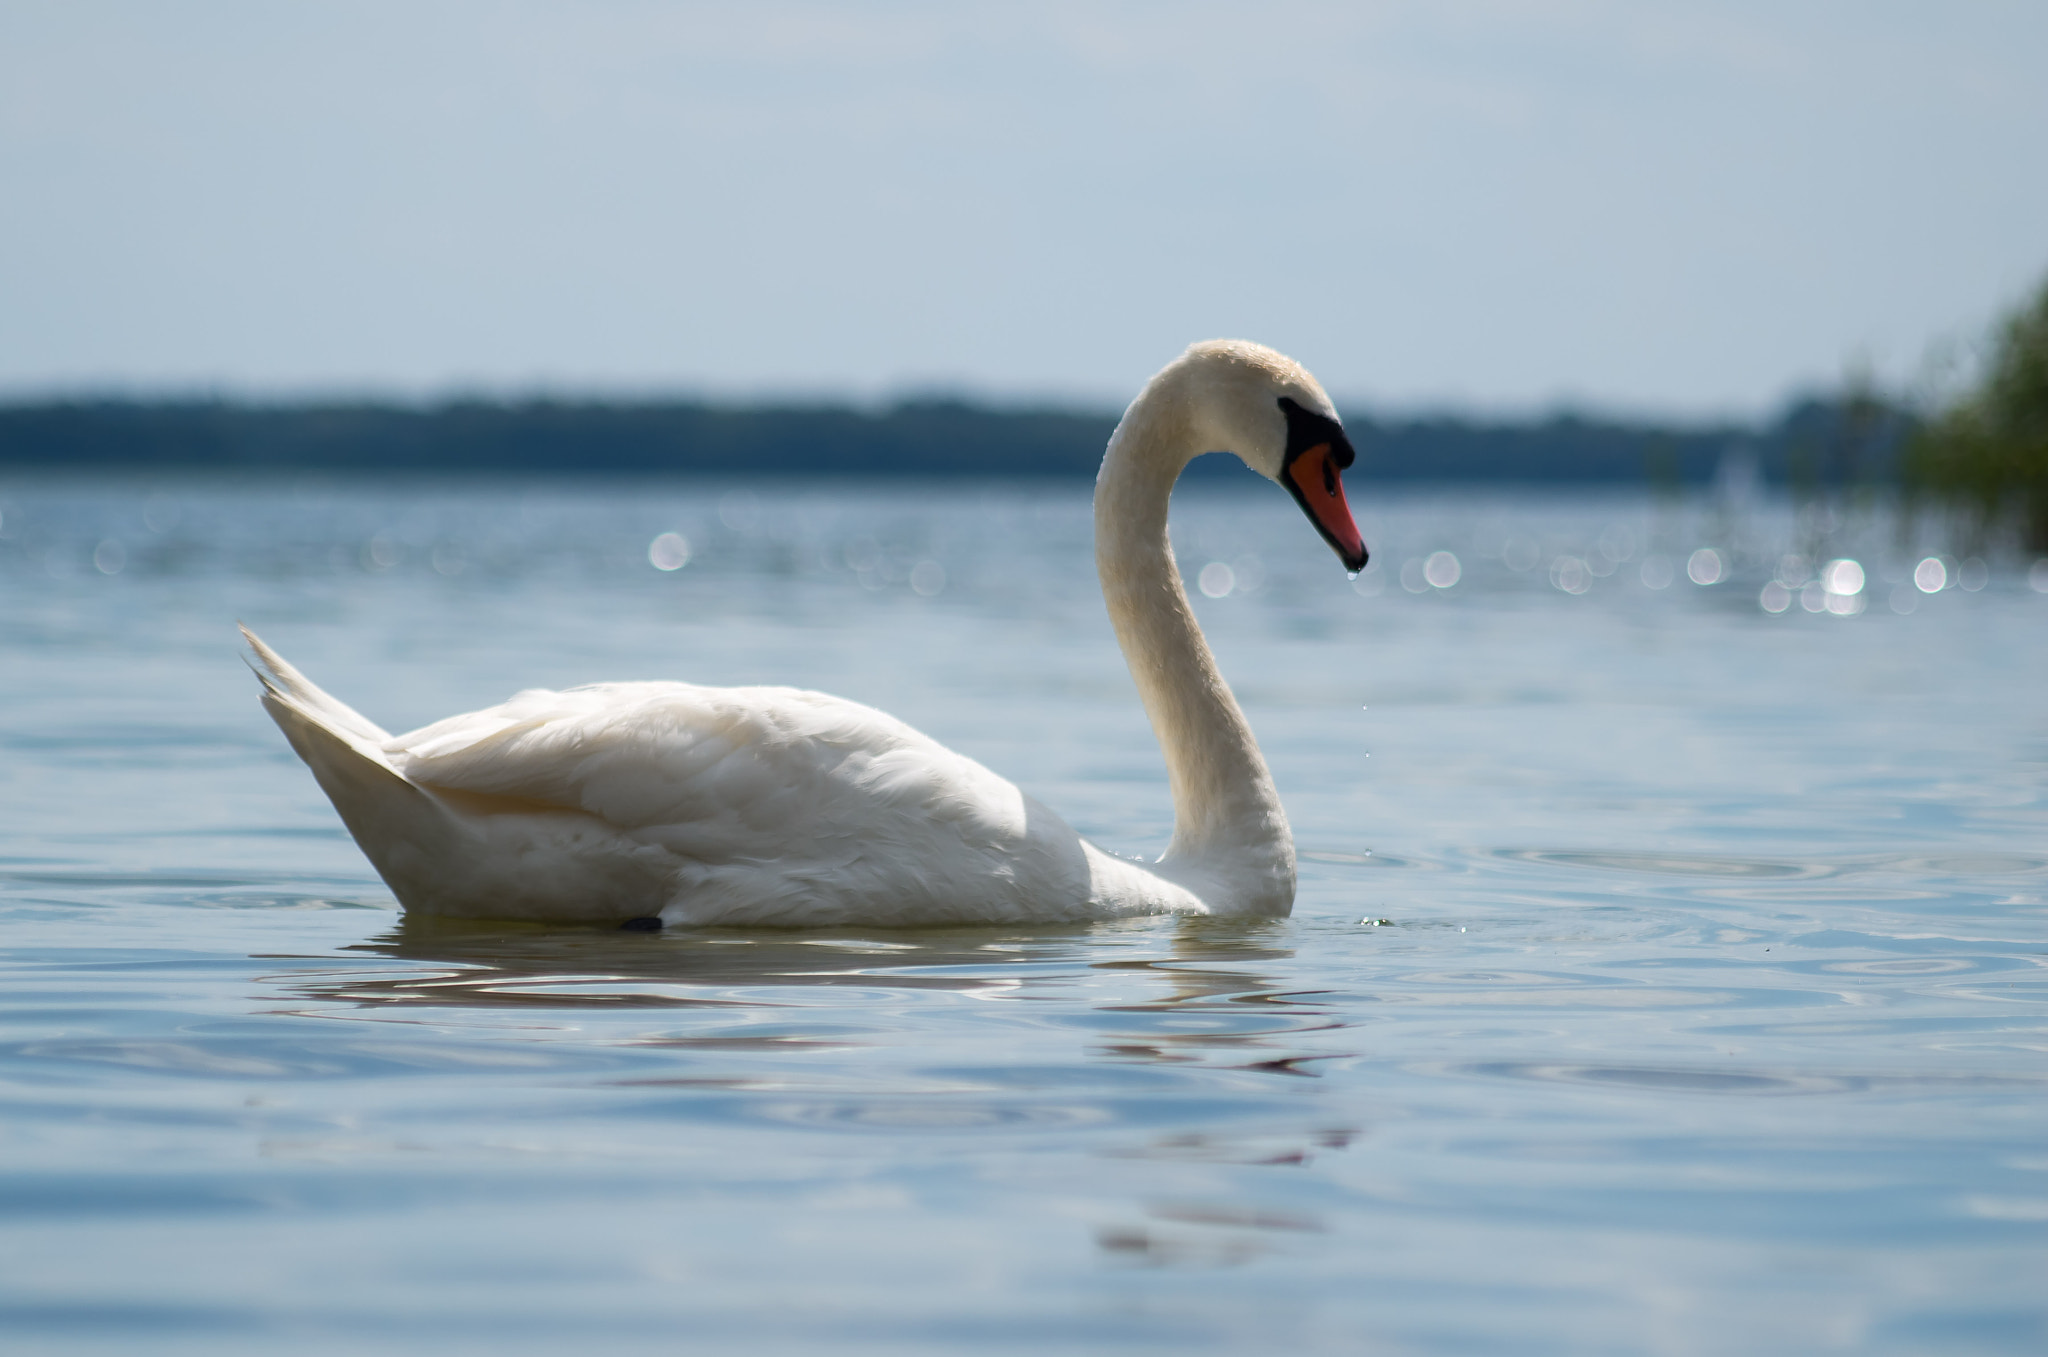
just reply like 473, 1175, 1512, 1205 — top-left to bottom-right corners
1172, 339, 1368, 572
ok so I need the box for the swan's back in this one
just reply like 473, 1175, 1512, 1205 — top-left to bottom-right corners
392, 680, 1033, 863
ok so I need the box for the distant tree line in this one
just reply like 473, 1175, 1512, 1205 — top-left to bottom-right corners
0, 390, 1909, 487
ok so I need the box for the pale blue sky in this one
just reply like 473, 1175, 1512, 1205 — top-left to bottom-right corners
2, 1, 2044, 415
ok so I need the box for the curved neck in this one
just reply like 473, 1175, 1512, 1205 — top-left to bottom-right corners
1094, 378, 1293, 904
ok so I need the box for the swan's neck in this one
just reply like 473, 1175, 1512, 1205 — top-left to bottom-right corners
1094, 381, 1294, 910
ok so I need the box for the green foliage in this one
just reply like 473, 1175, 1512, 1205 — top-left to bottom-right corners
1907, 275, 2048, 550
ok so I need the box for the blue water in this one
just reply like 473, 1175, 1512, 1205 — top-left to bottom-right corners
2, 475, 2045, 1355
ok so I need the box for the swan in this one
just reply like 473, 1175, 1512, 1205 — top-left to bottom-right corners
245, 340, 1367, 928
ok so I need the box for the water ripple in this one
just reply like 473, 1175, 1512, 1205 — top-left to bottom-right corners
1447, 1061, 2048, 1096
1494, 849, 1835, 879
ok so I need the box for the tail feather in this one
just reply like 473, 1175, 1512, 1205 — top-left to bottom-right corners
240, 624, 392, 745
245, 628, 461, 910
241, 625, 411, 797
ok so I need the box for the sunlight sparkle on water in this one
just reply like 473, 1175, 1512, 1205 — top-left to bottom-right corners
363, 534, 404, 570
648, 530, 693, 571
1551, 555, 1591, 594
1822, 558, 1865, 597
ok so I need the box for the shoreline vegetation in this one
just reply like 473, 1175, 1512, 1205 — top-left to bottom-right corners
1906, 276, 2048, 553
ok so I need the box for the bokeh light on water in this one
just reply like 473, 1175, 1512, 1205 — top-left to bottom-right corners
0, 477, 2044, 1356
1823, 558, 1865, 596
647, 530, 692, 571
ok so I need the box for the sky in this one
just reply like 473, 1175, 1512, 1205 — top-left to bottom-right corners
2, 1, 2044, 417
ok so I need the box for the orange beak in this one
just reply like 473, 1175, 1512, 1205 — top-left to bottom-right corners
1284, 442, 1368, 572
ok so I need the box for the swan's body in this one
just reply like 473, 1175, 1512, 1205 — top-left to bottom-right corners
248, 340, 1366, 927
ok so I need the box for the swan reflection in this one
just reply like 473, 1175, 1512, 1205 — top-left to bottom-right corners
292, 914, 1102, 1008
284, 916, 1334, 1046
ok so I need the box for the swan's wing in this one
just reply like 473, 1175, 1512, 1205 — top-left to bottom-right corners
385, 681, 1035, 865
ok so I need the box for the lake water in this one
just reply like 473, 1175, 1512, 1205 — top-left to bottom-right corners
2, 474, 2045, 1356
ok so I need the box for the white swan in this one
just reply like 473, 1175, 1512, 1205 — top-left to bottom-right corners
246, 340, 1367, 928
